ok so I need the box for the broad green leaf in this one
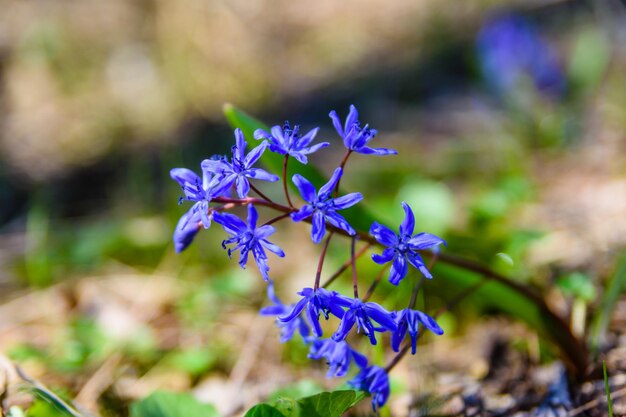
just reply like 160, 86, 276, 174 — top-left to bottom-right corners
223, 104, 588, 378
130, 391, 220, 417
296, 390, 366, 417
243, 404, 285, 417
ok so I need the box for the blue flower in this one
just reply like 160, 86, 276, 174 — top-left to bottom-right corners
202, 128, 279, 198
370, 202, 446, 285
308, 338, 368, 378
290, 168, 363, 243
279, 287, 345, 337
477, 14, 565, 98
348, 366, 390, 411
253, 122, 329, 164
170, 166, 230, 252
329, 105, 397, 156
391, 309, 443, 354
260, 281, 310, 342
212, 204, 285, 280
332, 297, 397, 345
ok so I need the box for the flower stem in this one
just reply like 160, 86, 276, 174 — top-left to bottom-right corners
334, 149, 352, 197
351, 237, 358, 298
263, 212, 292, 227
283, 155, 294, 208
314, 232, 334, 290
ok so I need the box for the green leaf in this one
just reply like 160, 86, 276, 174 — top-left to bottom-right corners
243, 404, 285, 417
130, 391, 220, 417
295, 390, 366, 417
556, 272, 596, 302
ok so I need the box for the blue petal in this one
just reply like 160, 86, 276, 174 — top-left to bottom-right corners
363, 302, 397, 331
332, 192, 363, 210
389, 255, 408, 285
260, 239, 285, 257
243, 141, 267, 167
408, 232, 446, 250
332, 309, 356, 342
236, 176, 250, 198
416, 310, 444, 335
253, 128, 271, 140
173, 209, 202, 253
213, 211, 247, 235
234, 128, 246, 161
311, 210, 326, 244
290, 205, 314, 222
372, 247, 395, 264
292, 174, 317, 203
354, 146, 398, 156
246, 168, 279, 182
296, 127, 319, 147
325, 211, 356, 236
406, 251, 432, 279
247, 204, 258, 228
399, 202, 415, 236
329, 110, 344, 137
369, 222, 398, 247
318, 167, 343, 199
345, 105, 359, 134
300, 141, 329, 155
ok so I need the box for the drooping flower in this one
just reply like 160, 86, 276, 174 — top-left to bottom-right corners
348, 366, 390, 411
253, 122, 329, 164
212, 204, 284, 280
279, 287, 345, 337
332, 297, 397, 345
370, 202, 446, 285
476, 14, 565, 98
170, 166, 230, 252
391, 309, 444, 354
308, 338, 368, 378
290, 167, 363, 243
260, 281, 310, 342
202, 128, 279, 198
329, 105, 397, 156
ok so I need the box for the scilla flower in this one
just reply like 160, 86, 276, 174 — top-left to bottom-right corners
260, 281, 309, 342
370, 202, 446, 285
329, 105, 397, 156
332, 297, 397, 345
348, 366, 390, 411
280, 288, 345, 337
308, 338, 368, 378
254, 122, 329, 164
290, 168, 363, 243
213, 204, 284, 281
202, 128, 279, 198
391, 309, 443, 354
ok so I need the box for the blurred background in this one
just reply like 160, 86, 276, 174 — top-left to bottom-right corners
0, 0, 625, 416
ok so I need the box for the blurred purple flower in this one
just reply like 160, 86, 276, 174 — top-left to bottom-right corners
348, 366, 390, 411
329, 105, 396, 156
212, 204, 284, 280
391, 309, 443, 354
308, 338, 368, 378
202, 128, 278, 198
290, 167, 363, 243
254, 122, 329, 164
370, 202, 446, 285
477, 14, 566, 97
260, 281, 310, 342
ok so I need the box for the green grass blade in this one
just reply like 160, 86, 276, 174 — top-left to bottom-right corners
592, 254, 626, 352
604, 360, 614, 417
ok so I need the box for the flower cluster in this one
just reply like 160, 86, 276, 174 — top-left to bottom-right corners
170, 105, 446, 410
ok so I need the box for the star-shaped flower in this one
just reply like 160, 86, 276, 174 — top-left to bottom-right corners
170, 165, 230, 252
332, 297, 397, 345
329, 105, 397, 156
212, 204, 284, 280
260, 281, 310, 342
370, 202, 446, 285
391, 309, 443, 354
202, 128, 279, 198
279, 287, 345, 337
290, 167, 363, 243
308, 338, 368, 378
348, 366, 390, 411
253, 122, 329, 164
